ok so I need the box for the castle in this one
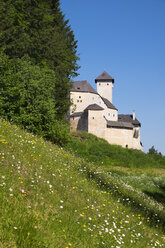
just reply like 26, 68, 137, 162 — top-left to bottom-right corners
69, 71, 143, 150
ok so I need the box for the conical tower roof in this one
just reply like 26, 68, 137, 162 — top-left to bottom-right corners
95, 71, 114, 83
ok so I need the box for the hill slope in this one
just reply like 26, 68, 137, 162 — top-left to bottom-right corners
0, 120, 165, 248
67, 131, 165, 168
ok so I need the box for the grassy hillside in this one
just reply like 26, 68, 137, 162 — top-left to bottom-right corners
67, 131, 165, 228
67, 131, 165, 169
0, 120, 165, 247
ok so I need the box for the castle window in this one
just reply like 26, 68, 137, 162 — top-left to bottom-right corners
79, 96, 81, 98
80, 100, 82, 102
77, 100, 79, 103
113, 114, 115, 117
133, 129, 139, 138
126, 144, 128, 148
107, 83, 109, 85
108, 113, 110, 116
77, 87, 80, 90
99, 83, 101, 85
92, 117, 95, 119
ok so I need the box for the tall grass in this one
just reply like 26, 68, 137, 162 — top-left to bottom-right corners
0, 121, 165, 247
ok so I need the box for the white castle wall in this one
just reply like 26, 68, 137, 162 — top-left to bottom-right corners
105, 127, 134, 148
70, 91, 118, 121
88, 110, 106, 139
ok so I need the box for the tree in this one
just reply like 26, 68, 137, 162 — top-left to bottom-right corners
0, 51, 72, 145
0, 51, 55, 130
0, 0, 79, 117
148, 146, 158, 155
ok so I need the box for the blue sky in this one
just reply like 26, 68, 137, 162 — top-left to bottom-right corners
60, 0, 165, 154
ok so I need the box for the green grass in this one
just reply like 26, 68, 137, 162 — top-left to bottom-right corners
0, 121, 165, 247
67, 131, 165, 168
66, 131, 165, 232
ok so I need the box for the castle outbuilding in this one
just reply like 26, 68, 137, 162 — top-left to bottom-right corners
69, 71, 143, 150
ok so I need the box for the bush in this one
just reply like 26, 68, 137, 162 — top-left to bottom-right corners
45, 120, 72, 147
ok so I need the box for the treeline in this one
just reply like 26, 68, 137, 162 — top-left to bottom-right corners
0, 0, 79, 145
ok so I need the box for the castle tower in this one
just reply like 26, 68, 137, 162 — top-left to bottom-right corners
95, 71, 114, 103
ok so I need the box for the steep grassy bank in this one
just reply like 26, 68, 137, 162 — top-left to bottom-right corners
0, 121, 165, 247
67, 131, 165, 168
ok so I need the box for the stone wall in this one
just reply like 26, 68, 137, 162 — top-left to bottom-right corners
104, 126, 142, 150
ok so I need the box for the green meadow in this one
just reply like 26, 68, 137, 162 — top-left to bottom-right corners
0, 120, 165, 248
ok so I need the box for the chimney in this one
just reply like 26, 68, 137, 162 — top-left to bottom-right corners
133, 110, 135, 120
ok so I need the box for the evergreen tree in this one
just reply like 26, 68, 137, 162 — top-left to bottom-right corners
148, 146, 163, 157
0, 0, 79, 117
148, 146, 158, 155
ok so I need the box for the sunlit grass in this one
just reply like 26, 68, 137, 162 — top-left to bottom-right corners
68, 131, 165, 169
0, 120, 165, 247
